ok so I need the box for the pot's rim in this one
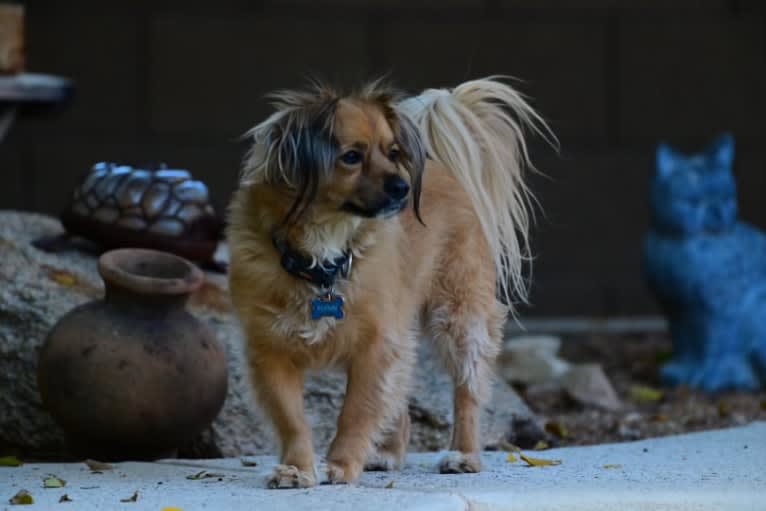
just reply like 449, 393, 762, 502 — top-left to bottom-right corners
98, 248, 204, 296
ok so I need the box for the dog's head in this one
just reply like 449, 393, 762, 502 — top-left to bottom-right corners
241, 81, 425, 226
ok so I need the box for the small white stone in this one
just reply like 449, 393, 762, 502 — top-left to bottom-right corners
155, 169, 191, 183
117, 216, 147, 230
500, 335, 570, 385
141, 182, 170, 219
174, 180, 208, 203
561, 363, 622, 412
85, 194, 100, 209
116, 174, 148, 209
149, 218, 185, 236
177, 204, 202, 223
92, 207, 119, 224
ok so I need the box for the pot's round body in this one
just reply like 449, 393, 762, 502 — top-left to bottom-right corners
37, 249, 228, 460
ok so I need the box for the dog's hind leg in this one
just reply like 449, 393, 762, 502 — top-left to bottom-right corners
364, 411, 411, 471
424, 266, 506, 473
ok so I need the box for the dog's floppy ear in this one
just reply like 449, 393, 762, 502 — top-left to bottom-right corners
241, 85, 340, 225
361, 80, 427, 222
393, 109, 426, 222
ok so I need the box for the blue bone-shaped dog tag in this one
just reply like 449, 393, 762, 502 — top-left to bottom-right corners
311, 294, 344, 320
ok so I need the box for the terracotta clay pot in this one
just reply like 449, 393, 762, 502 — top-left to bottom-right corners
37, 248, 228, 460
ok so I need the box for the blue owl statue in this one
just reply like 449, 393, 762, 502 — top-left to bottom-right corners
644, 133, 766, 392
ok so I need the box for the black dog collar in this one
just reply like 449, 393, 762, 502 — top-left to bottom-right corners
272, 235, 351, 289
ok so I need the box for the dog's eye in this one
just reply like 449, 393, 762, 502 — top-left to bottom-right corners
340, 150, 363, 165
388, 147, 401, 162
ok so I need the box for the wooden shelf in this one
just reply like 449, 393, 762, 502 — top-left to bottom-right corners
0, 73, 73, 103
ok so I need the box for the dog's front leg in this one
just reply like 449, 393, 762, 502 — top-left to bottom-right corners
324, 337, 407, 484
250, 350, 316, 489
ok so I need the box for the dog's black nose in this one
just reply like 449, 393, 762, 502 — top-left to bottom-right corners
384, 175, 410, 200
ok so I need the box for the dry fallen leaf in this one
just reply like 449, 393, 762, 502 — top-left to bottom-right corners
384, 480, 395, 489
59, 494, 72, 503
544, 421, 569, 438
8, 489, 33, 505
533, 440, 549, 451
0, 456, 22, 467
630, 385, 664, 403
120, 491, 139, 503
48, 269, 77, 287
520, 453, 561, 467
161, 508, 183, 511
603, 464, 623, 469
186, 471, 224, 480
650, 414, 668, 422
85, 459, 114, 471
506, 452, 518, 463
717, 401, 731, 418
240, 458, 258, 467
43, 476, 66, 488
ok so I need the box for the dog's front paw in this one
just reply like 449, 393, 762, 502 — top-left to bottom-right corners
321, 459, 363, 485
364, 451, 402, 472
266, 464, 317, 489
438, 452, 481, 474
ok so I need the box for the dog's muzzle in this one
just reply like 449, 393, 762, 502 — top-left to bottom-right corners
342, 175, 411, 218
341, 197, 408, 218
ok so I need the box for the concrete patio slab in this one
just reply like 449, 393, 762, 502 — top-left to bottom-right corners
2, 422, 764, 511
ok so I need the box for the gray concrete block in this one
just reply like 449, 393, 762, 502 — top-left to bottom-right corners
149, 14, 371, 137
496, 0, 615, 8
378, 19, 608, 141
524, 144, 766, 316
523, 150, 655, 315
734, 149, 766, 230
497, 0, 728, 7
619, 17, 766, 140
24, 11, 141, 138
266, 0, 483, 6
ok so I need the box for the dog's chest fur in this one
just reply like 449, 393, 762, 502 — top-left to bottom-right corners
268, 224, 384, 347
270, 286, 346, 345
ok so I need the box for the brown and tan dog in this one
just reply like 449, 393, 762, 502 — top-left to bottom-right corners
227, 77, 552, 488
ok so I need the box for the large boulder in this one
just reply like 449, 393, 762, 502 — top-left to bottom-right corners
0, 210, 534, 459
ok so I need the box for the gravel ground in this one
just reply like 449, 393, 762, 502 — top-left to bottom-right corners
513, 332, 766, 448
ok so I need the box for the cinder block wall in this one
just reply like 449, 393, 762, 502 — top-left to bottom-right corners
2, 0, 764, 316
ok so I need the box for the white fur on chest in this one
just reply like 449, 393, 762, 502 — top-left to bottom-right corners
270, 286, 342, 345
267, 216, 376, 345
298, 216, 362, 262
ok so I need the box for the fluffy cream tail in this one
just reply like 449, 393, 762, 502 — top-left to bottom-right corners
397, 76, 555, 310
